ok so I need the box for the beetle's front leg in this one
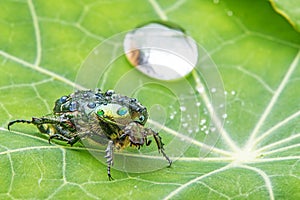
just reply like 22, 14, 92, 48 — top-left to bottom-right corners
144, 128, 172, 167
124, 122, 172, 167
105, 140, 114, 180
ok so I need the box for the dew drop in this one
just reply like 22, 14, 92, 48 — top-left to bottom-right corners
59, 96, 68, 103
124, 22, 198, 80
231, 90, 236, 95
87, 102, 96, 109
222, 113, 228, 119
211, 88, 216, 93
105, 90, 115, 96
200, 119, 206, 125
69, 102, 77, 111
196, 86, 204, 93
180, 106, 186, 112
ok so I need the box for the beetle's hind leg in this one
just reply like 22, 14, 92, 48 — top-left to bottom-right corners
8, 119, 33, 130
8, 117, 59, 131
8, 117, 80, 146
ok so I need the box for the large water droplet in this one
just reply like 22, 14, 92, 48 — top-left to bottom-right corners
124, 22, 198, 81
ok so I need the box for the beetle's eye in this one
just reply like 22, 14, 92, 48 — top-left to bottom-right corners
97, 109, 104, 117
117, 106, 128, 116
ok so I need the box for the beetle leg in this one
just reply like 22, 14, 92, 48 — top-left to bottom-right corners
145, 137, 152, 146
48, 133, 71, 143
145, 128, 172, 167
8, 119, 35, 130
8, 117, 62, 130
105, 140, 114, 180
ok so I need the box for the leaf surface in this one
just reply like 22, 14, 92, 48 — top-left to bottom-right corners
1, 0, 300, 199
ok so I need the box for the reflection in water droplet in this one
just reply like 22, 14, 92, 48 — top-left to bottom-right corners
124, 22, 198, 80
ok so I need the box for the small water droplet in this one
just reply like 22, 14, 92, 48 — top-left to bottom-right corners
69, 102, 77, 111
211, 88, 216, 93
196, 86, 204, 93
124, 22, 198, 80
196, 102, 201, 107
87, 102, 96, 109
180, 106, 186, 112
200, 119, 206, 125
222, 113, 228, 119
231, 90, 236, 95
59, 96, 68, 103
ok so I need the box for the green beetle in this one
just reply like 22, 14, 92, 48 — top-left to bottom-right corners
8, 89, 172, 180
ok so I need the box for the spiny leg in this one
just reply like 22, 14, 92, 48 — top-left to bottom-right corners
8, 117, 62, 130
8, 117, 80, 146
8, 119, 33, 130
105, 140, 114, 180
146, 128, 172, 167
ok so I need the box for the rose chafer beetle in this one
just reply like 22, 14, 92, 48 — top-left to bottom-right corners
8, 89, 172, 180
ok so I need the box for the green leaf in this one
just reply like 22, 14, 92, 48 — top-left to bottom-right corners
1, 0, 300, 199
270, 0, 300, 32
